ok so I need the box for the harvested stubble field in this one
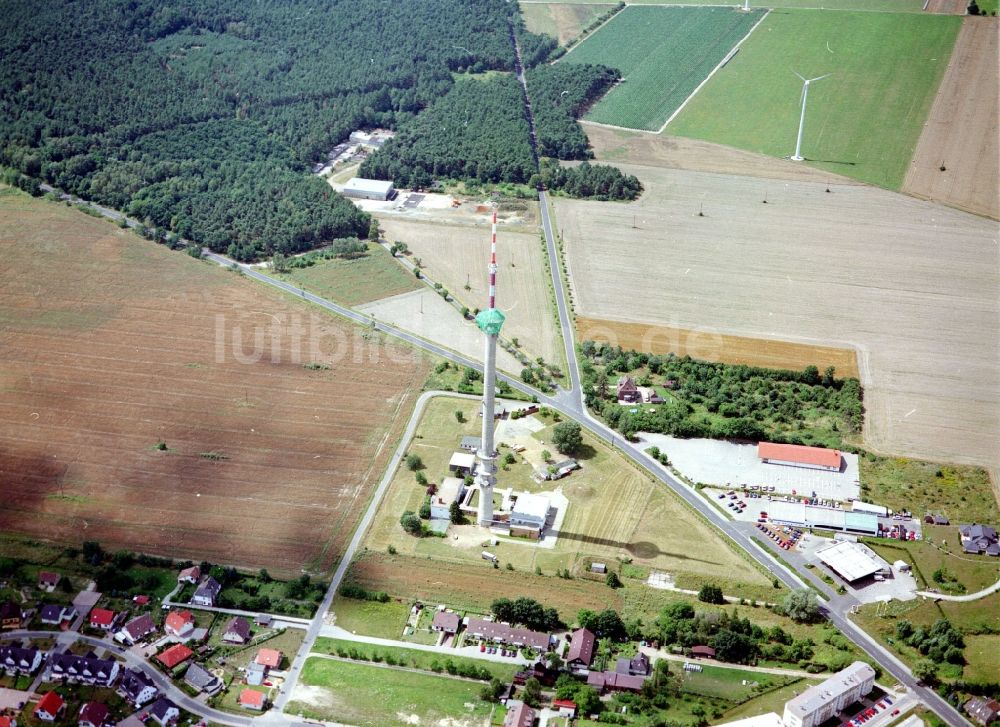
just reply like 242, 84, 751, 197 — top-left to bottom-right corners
554, 165, 1000, 468
377, 217, 563, 367
667, 10, 961, 189
903, 17, 999, 220
562, 6, 766, 131
0, 190, 427, 575
521, 2, 614, 46
576, 316, 859, 379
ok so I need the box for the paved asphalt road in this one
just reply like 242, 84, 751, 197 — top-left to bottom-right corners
41, 183, 968, 725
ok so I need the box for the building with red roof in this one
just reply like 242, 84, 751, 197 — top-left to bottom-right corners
78, 701, 111, 727
553, 699, 577, 717
565, 628, 595, 669
35, 692, 65, 722
255, 649, 282, 668
156, 644, 193, 670
0, 715, 16, 727
164, 610, 195, 638
238, 689, 266, 711
758, 442, 842, 472
89, 608, 116, 630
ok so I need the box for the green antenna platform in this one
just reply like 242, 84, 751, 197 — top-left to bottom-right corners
475, 308, 506, 336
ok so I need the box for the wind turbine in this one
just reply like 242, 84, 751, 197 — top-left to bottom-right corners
790, 71, 831, 161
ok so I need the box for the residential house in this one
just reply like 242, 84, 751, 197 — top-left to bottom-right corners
565, 628, 595, 670
156, 644, 193, 670
691, 645, 716, 658
503, 700, 535, 727
78, 701, 111, 727
0, 601, 23, 630
965, 697, 1000, 726
132, 595, 150, 606
222, 616, 252, 644
553, 700, 577, 718
34, 692, 65, 722
959, 524, 1000, 556
512, 661, 558, 687
191, 577, 222, 606
431, 611, 460, 635
0, 645, 43, 675
50, 651, 120, 686
37, 572, 61, 592
39, 604, 75, 626
615, 651, 651, 677
117, 668, 158, 707
148, 698, 180, 727
118, 614, 157, 645
183, 663, 222, 695
616, 376, 641, 403
256, 649, 282, 669
246, 660, 267, 686
643, 388, 664, 404
89, 608, 116, 631
163, 610, 195, 638
465, 618, 550, 652
116, 715, 145, 727
239, 689, 266, 711
586, 670, 646, 693
177, 566, 200, 584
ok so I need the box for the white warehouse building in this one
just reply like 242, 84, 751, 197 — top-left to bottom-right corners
783, 662, 876, 727
342, 177, 394, 201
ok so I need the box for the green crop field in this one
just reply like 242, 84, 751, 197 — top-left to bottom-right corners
562, 6, 766, 131
668, 10, 961, 189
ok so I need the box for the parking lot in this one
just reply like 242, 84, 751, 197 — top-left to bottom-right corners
639, 434, 860, 501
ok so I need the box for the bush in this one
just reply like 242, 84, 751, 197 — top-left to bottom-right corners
406, 454, 423, 471
698, 584, 724, 604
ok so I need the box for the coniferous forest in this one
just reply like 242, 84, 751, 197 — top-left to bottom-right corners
0, 0, 640, 259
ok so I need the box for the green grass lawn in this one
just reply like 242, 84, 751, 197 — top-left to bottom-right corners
277, 243, 420, 306
719, 678, 818, 722
312, 637, 518, 682
859, 455, 997, 527
678, 664, 797, 700
963, 634, 1000, 682
288, 657, 494, 726
328, 596, 410, 639
563, 6, 766, 130
668, 9, 961, 189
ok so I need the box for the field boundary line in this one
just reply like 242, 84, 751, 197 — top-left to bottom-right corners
657, 8, 770, 133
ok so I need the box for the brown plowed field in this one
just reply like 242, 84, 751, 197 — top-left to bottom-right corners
0, 191, 427, 575
345, 551, 623, 615
924, 0, 967, 13
903, 17, 999, 219
576, 316, 860, 379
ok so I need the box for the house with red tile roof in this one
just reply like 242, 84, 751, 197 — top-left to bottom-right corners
156, 644, 193, 670
255, 649, 282, 668
35, 692, 65, 722
89, 608, 116, 630
177, 566, 200, 584
78, 701, 111, 727
37, 572, 61, 592
565, 628, 595, 669
553, 699, 577, 717
586, 670, 646, 693
503, 701, 535, 727
239, 689, 266, 711
164, 610, 195, 638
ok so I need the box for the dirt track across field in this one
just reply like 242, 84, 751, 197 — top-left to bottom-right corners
378, 217, 563, 367
924, 0, 967, 12
554, 164, 999, 468
576, 316, 860, 379
903, 17, 999, 219
0, 191, 427, 575
583, 123, 861, 185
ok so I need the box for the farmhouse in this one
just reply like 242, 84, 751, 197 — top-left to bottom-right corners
964, 696, 1000, 726
148, 698, 179, 727
465, 618, 551, 651
448, 452, 477, 476
191, 577, 222, 606
586, 670, 646, 693
89, 608, 116, 631
783, 661, 875, 727
222, 616, 252, 644
503, 701, 535, 727
616, 376, 641, 403
50, 651, 120, 686
815, 541, 891, 583
509, 493, 550, 538
78, 701, 111, 727
958, 523, 999, 555
0, 645, 42, 675
342, 177, 395, 201
34, 692, 65, 722
616, 651, 651, 677
758, 442, 842, 472
239, 689, 266, 711
117, 668, 158, 707
431, 477, 465, 520
37, 572, 60, 592
164, 610, 195, 638
156, 644, 193, 670
565, 628, 595, 669
183, 663, 222, 695
118, 614, 157, 645
177, 566, 200, 584
0, 602, 23, 630
431, 610, 460, 635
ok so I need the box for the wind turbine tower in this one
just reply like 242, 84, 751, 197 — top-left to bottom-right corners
475, 209, 505, 526
790, 71, 830, 161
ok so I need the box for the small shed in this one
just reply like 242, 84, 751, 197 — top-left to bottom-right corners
590, 562, 607, 574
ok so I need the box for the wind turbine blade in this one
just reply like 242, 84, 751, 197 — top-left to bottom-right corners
811, 73, 833, 82
792, 70, 806, 81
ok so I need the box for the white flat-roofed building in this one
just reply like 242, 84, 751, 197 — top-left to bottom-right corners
431, 477, 465, 520
815, 540, 891, 583
448, 452, 476, 475
342, 177, 394, 201
783, 662, 876, 727
766, 500, 878, 535
510, 493, 550, 538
